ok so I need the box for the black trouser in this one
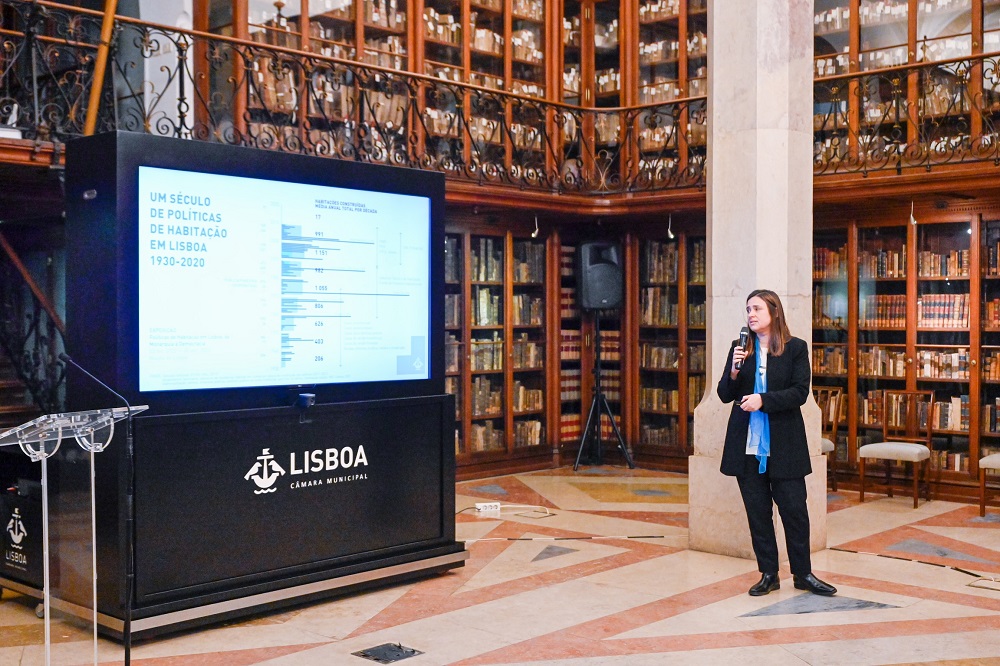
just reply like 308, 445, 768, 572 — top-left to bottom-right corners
736, 454, 812, 576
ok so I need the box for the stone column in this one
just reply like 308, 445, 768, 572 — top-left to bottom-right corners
689, 0, 826, 563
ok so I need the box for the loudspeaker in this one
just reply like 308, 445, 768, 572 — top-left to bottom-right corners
577, 241, 623, 310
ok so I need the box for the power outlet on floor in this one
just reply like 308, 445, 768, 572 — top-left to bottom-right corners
475, 502, 501, 512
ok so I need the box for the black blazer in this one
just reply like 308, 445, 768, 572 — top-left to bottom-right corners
716, 335, 812, 479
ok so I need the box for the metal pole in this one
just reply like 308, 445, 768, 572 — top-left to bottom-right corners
83, 0, 120, 136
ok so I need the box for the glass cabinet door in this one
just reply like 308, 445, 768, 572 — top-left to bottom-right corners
444, 233, 464, 455
559, 244, 583, 452
856, 225, 908, 444
813, 229, 850, 463
511, 0, 546, 97
511, 238, 546, 449
638, 238, 681, 451
309, 0, 356, 59
916, 222, 972, 473
638, 0, 681, 104
248, 0, 302, 49
685, 235, 706, 452
982, 220, 1000, 461
469, 234, 505, 453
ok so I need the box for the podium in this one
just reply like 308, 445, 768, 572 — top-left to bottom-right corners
0, 406, 147, 666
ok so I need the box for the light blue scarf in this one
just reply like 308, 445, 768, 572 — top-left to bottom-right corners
748, 339, 770, 473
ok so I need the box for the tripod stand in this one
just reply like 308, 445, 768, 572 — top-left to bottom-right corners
574, 313, 635, 470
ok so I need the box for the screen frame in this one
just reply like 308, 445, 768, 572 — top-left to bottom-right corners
66, 132, 446, 415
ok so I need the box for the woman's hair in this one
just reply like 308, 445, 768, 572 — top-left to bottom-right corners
745, 289, 791, 357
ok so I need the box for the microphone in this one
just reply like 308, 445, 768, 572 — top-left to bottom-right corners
59, 352, 131, 413
735, 326, 750, 369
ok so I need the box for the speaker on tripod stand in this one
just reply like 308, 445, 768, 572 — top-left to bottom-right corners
574, 242, 635, 470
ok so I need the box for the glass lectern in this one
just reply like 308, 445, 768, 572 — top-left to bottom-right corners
0, 406, 147, 666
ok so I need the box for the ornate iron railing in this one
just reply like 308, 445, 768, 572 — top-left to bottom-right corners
7, 2, 1000, 188
0, 236, 64, 415
0, 0, 706, 195
813, 54, 1000, 176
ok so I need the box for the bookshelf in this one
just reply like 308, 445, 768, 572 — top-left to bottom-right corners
446, 225, 553, 478
916, 222, 973, 475
629, 230, 703, 468
981, 219, 1000, 464
812, 228, 850, 463
558, 242, 583, 454
814, 215, 991, 495
444, 233, 464, 455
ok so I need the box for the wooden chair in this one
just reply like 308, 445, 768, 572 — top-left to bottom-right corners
858, 390, 935, 508
979, 454, 1000, 517
813, 386, 843, 491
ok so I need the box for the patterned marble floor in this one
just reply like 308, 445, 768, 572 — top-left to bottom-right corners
5, 467, 1000, 665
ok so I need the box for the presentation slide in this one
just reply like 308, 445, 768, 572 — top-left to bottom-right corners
137, 166, 430, 392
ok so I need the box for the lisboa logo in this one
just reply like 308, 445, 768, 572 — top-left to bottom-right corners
244, 448, 286, 494
6, 508, 27, 547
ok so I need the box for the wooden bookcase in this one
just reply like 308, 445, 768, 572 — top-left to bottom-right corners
812, 0, 1000, 163
630, 230, 705, 469
445, 225, 554, 478
813, 214, 989, 498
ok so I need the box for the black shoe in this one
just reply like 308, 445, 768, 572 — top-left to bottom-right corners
793, 573, 837, 596
748, 572, 780, 596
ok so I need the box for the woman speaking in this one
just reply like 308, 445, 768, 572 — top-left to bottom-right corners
716, 289, 836, 597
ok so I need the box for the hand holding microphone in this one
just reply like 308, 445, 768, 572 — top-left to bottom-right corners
732, 326, 750, 376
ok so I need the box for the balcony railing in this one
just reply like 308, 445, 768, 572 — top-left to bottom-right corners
6, 1, 1000, 192
814, 55, 1000, 176
0, 0, 706, 195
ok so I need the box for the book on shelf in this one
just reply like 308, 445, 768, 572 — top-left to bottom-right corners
859, 247, 905, 278
916, 293, 969, 328
471, 375, 503, 416
858, 346, 906, 378
513, 381, 544, 411
472, 237, 503, 282
917, 249, 969, 278
512, 293, 544, 325
444, 293, 462, 327
444, 236, 460, 282
513, 241, 545, 283
560, 245, 575, 277
813, 244, 848, 279
640, 387, 680, 412
860, 294, 906, 327
813, 345, 847, 375
560, 367, 581, 402
916, 348, 969, 380
560, 286, 578, 319
471, 331, 504, 371
445, 333, 462, 372
643, 240, 679, 283
641, 342, 679, 370
641, 287, 678, 326
473, 285, 501, 326
560, 329, 581, 361
469, 421, 504, 452
688, 240, 706, 282
930, 395, 969, 432
514, 419, 543, 448
984, 350, 1000, 380
513, 333, 543, 369
559, 413, 581, 442
640, 422, 680, 448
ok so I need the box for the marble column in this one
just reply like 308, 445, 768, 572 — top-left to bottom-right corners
688, 0, 826, 563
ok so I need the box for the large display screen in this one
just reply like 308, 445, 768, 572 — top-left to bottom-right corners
136, 166, 431, 392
